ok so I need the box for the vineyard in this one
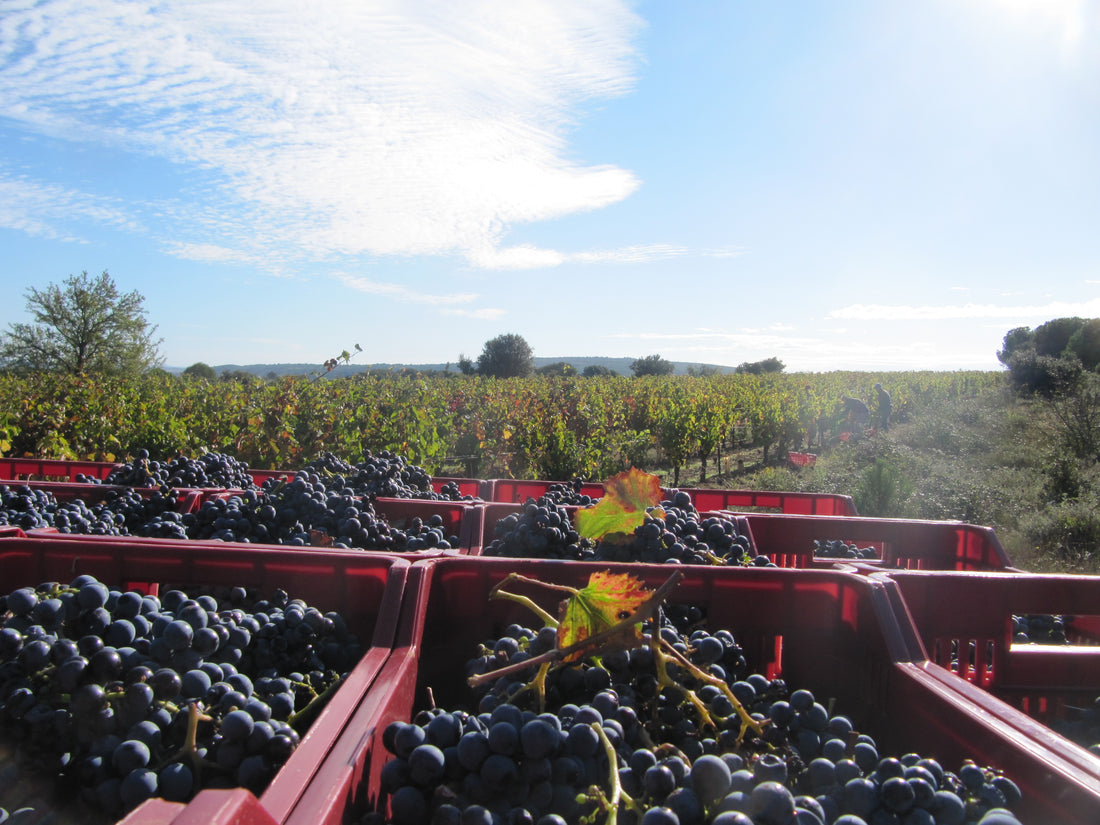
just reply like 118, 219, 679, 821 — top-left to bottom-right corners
0, 370, 1003, 486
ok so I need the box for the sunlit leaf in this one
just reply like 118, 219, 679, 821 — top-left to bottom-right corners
557, 570, 652, 660
575, 467, 665, 542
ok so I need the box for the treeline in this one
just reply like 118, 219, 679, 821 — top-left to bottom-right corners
0, 371, 1002, 483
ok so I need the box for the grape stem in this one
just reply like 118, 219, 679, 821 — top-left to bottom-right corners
157, 701, 224, 778
468, 571, 684, 690
488, 573, 569, 628
655, 635, 764, 743
289, 674, 345, 732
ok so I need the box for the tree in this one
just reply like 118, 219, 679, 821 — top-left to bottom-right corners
537, 361, 577, 376
1068, 319, 1100, 371
0, 270, 162, 375
476, 333, 534, 378
998, 318, 1098, 396
183, 362, 217, 381
630, 354, 674, 377
457, 354, 477, 376
735, 357, 785, 375
582, 364, 618, 377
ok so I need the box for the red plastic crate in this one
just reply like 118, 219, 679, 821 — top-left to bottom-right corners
286, 557, 1100, 824
787, 451, 818, 469
742, 512, 1014, 571
0, 456, 121, 482
247, 471, 485, 500
373, 498, 484, 555
880, 569, 1100, 691
0, 534, 409, 825
871, 570, 1100, 781
483, 478, 606, 503
120, 788, 279, 825
428, 476, 486, 499
277, 558, 1100, 825
249, 468, 296, 486
484, 478, 858, 516
672, 487, 858, 516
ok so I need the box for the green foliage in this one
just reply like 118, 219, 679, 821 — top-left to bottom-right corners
0, 270, 162, 376
630, 354, 674, 377
582, 364, 618, 377
183, 362, 217, 381
1068, 318, 1100, 370
853, 457, 912, 517
1021, 495, 1100, 573
1047, 371, 1100, 460
476, 333, 534, 378
1000, 316, 1100, 397
735, 357, 785, 375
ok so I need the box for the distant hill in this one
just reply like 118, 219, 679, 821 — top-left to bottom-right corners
165, 357, 739, 378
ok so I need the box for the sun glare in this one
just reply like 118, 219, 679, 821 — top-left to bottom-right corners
977, 0, 1090, 53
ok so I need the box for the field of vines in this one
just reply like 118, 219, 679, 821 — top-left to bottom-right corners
0, 370, 1003, 483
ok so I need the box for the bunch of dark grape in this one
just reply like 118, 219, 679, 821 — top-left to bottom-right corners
1010, 614, 1067, 645
104, 449, 253, 490
364, 610, 1026, 825
482, 490, 756, 566
182, 478, 460, 551
482, 499, 588, 561
0, 484, 188, 538
0, 575, 362, 818
812, 540, 878, 561
303, 451, 474, 502
537, 478, 601, 506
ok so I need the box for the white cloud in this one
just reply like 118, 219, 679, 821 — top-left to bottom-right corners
0, 171, 140, 241
165, 242, 262, 266
0, 0, 644, 267
337, 274, 477, 306
829, 298, 1100, 321
470, 242, 689, 270
440, 306, 507, 320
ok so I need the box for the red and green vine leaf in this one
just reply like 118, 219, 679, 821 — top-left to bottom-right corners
557, 571, 652, 660
575, 467, 665, 543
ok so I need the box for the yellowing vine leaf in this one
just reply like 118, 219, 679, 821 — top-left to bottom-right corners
557, 571, 652, 660
575, 467, 665, 543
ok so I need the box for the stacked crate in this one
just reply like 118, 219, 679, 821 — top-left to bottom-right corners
0, 460, 1097, 824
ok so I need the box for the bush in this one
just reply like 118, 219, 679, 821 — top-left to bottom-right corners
1020, 496, 1100, 573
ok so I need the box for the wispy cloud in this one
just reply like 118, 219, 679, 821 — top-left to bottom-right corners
0, 0, 644, 268
829, 298, 1100, 321
337, 274, 478, 306
470, 242, 690, 270
441, 307, 507, 321
0, 171, 140, 241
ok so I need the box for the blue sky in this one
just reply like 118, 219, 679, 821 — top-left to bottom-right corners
2, 0, 1098, 372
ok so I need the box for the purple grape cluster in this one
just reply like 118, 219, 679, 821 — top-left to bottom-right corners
482, 489, 756, 566
103, 449, 254, 490
0, 575, 362, 817
812, 541, 878, 561
0, 483, 186, 539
